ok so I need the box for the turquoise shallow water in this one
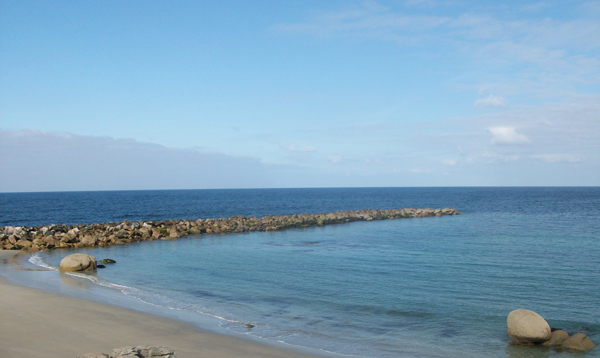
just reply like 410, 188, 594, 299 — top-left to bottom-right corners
2, 187, 599, 357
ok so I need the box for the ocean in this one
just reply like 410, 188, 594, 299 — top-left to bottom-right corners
1, 187, 599, 357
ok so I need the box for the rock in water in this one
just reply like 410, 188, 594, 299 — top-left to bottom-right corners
542, 330, 570, 346
562, 333, 596, 351
59, 253, 97, 272
100, 258, 116, 264
506, 309, 551, 343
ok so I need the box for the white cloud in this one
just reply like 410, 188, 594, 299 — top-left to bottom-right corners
327, 155, 344, 164
474, 95, 507, 108
488, 126, 530, 145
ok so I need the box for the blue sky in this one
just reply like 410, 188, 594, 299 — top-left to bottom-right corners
1, 0, 599, 191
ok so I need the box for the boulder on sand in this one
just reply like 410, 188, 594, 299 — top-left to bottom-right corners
506, 309, 551, 343
59, 253, 97, 272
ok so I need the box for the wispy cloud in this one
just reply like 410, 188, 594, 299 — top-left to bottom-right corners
408, 168, 433, 173
327, 155, 344, 164
532, 154, 582, 163
275, 2, 449, 42
474, 95, 507, 108
276, 2, 600, 100
443, 158, 457, 166
285, 144, 316, 152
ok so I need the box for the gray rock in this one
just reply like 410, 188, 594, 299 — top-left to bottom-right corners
506, 309, 551, 343
100, 259, 116, 264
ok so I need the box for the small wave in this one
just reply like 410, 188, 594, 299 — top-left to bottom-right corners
61, 271, 245, 327
28, 253, 58, 271
165, 304, 241, 324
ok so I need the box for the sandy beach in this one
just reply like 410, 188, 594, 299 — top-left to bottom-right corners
0, 252, 325, 358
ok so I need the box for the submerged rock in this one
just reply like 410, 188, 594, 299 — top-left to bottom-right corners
100, 258, 116, 264
506, 309, 551, 343
562, 333, 596, 351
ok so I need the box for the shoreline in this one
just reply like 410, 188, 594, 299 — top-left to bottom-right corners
0, 250, 330, 358
1, 207, 460, 251
0, 211, 459, 358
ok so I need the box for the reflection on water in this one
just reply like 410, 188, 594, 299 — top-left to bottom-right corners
505, 344, 551, 358
60, 272, 93, 289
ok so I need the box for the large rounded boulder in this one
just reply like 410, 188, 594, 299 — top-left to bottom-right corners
59, 253, 97, 272
506, 309, 551, 343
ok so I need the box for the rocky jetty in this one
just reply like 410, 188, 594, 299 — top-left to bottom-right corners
0, 207, 460, 251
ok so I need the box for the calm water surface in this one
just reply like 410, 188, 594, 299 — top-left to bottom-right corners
1, 187, 599, 357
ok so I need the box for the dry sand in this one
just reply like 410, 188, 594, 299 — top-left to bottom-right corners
0, 252, 326, 358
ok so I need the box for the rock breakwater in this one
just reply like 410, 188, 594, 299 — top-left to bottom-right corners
0, 207, 460, 251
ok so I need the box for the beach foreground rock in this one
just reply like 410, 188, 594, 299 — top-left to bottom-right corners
59, 253, 97, 272
506, 309, 551, 343
78, 346, 177, 358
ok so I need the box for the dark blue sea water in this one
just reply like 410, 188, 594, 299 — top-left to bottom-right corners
1, 187, 599, 357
